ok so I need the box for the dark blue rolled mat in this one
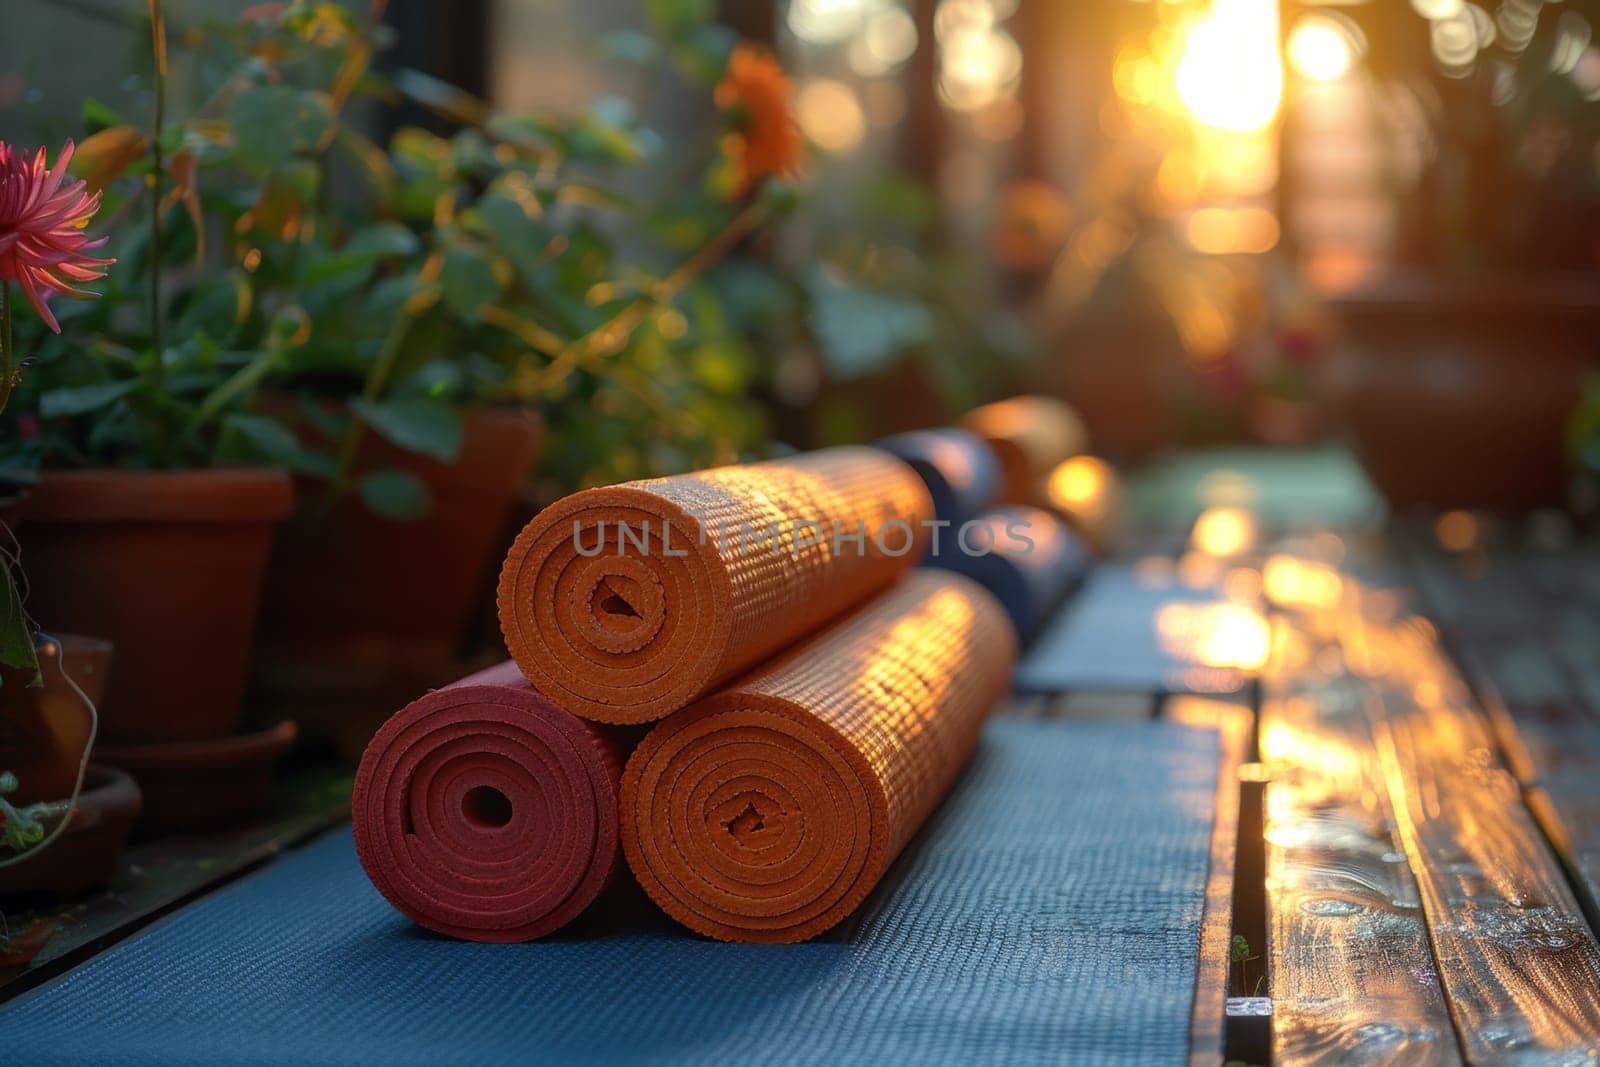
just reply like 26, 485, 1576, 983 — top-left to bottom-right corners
874, 427, 1001, 527
0, 716, 1221, 1067
925, 505, 1093, 643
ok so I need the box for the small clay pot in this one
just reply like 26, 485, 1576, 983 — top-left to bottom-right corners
17, 468, 293, 745
0, 764, 141, 901
0, 634, 111, 806
95, 720, 297, 835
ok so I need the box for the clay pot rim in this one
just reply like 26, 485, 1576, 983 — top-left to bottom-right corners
20, 468, 294, 524
75, 763, 142, 816
96, 719, 297, 772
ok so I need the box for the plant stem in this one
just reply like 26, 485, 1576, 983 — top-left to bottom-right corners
531, 198, 768, 393
0, 283, 13, 418
148, 0, 166, 375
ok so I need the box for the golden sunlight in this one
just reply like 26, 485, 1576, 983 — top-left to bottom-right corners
1175, 0, 1282, 133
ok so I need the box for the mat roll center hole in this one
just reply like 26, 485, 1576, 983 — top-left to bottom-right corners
592, 578, 642, 624
720, 793, 783, 844
463, 785, 513, 828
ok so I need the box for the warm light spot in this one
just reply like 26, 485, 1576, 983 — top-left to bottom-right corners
1435, 509, 1479, 552
1157, 602, 1271, 671
938, 23, 1022, 112
848, 6, 918, 76
1047, 455, 1110, 511
1288, 15, 1357, 82
1411, 0, 1464, 19
1186, 207, 1279, 254
788, 0, 871, 45
796, 79, 866, 152
1262, 555, 1344, 609
1176, 0, 1282, 133
1192, 505, 1258, 558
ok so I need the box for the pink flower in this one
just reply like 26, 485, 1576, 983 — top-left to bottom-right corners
0, 140, 114, 333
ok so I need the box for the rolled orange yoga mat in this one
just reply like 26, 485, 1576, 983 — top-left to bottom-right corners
497, 446, 933, 724
959, 395, 1088, 505
352, 661, 622, 942
620, 570, 1016, 943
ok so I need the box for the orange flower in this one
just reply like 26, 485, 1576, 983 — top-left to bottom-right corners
715, 45, 804, 194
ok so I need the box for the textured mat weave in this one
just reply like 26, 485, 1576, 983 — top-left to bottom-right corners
959, 396, 1087, 506
0, 717, 1220, 1067
351, 661, 623, 942
621, 571, 1015, 942
497, 447, 932, 724
874, 427, 1001, 526
925, 506, 1093, 643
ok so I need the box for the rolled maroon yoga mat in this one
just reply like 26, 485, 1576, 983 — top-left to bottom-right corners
352, 661, 622, 942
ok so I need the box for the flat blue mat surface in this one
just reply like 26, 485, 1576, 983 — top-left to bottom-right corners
1, 717, 1221, 1066
1016, 566, 1245, 696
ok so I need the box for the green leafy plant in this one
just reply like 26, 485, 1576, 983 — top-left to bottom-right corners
2, 0, 790, 510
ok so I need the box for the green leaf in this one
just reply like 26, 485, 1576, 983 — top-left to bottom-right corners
82, 97, 126, 132
304, 223, 421, 284
228, 87, 333, 170
438, 245, 504, 321
646, 0, 713, 38
221, 413, 335, 477
0, 560, 40, 683
357, 468, 432, 521
351, 396, 463, 463
39, 381, 136, 418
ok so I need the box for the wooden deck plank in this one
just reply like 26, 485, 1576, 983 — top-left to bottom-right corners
1261, 613, 1460, 1066
1406, 547, 1600, 930
1047, 690, 1157, 721
1346, 604, 1600, 1064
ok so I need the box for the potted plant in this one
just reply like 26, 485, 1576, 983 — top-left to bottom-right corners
1, 9, 295, 830
1327, 3, 1600, 510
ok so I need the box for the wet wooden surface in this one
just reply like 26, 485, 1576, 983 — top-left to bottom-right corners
1406, 544, 1600, 930
1346, 587, 1600, 1064
1260, 617, 1459, 1066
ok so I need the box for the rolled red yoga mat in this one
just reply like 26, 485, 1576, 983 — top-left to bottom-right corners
620, 570, 1016, 943
352, 661, 622, 942
497, 446, 933, 725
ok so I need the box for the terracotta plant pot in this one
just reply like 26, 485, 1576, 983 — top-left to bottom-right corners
255, 407, 541, 737
17, 469, 294, 745
96, 720, 296, 836
0, 634, 110, 806
1332, 274, 1600, 511
0, 764, 141, 901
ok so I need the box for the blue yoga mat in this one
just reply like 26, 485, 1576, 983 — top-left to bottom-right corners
925, 507, 1093, 643
1, 718, 1221, 1066
875, 428, 1001, 527
1017, 565, 1249, 696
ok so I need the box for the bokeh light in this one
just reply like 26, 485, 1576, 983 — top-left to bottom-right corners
1175, 0, 1282, 133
